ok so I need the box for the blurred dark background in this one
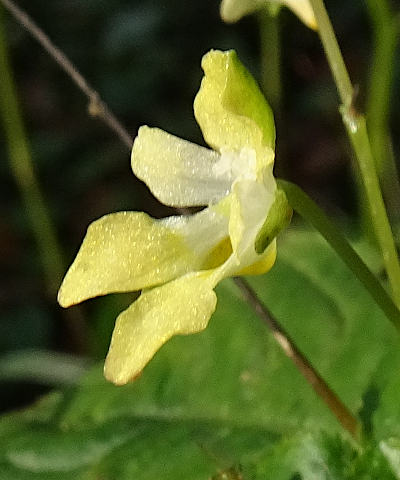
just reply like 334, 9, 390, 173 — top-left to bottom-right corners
1, 0, 399, 412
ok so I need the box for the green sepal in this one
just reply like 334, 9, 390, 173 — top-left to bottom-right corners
255, 188, 292, 254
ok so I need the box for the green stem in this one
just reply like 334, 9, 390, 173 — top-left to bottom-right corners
309, 0, 400, 307
309, 0, 352, 104
366, 0, 400, 221
258, 7, 282, 112
278, 180, 400, 333
0, 9, 64, 295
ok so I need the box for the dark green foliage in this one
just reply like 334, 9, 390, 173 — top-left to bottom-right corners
2, 231, 400, 478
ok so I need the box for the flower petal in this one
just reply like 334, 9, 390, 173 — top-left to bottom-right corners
131, 126, 231, 207
229, 174, 276, 260
58, 212, 189, 307
220, 0, 317, 30
104, 272, 217, 385
220, 0, 266, 23
194, 50, 275, 157
282, 0, 317, 30
58, 208, 229, 307
209, 174, 277, 282
238, 240, 276, 276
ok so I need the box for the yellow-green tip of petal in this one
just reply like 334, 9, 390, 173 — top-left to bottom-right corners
194, 49, 275, 155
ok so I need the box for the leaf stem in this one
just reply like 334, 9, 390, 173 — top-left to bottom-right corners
234, 277, 360, 440
279, 179, 400, 333
0, 0, 132, 149
309, 0, 400, 308
366, 0, 400, 221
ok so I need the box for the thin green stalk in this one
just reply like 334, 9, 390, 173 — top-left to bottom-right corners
278, 180, 400, 333
309, 0, 400, 307
309, 0, 352, 104
258, 7, 282, 112
0, 9, 64, 295
366, 0, 400, 220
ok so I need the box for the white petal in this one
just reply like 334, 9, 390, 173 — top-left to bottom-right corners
131, 126, 232, 207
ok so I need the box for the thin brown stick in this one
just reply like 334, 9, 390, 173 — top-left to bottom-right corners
2, 0, 360, 439
0, 0, 132, 149
234, 277, 360, 440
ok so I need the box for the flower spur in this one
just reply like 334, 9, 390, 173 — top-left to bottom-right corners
58, 50, 291, 385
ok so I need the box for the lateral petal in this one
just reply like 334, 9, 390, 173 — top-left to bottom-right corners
58, 208, 230, 308
104, 272, 217, 385
229, 175, 276, 261
131, 126, 231, 207
194, 50, 275, 157
210, 175, 277, 282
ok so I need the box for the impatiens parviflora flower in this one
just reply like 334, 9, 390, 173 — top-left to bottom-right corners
220, 0, 317, 30
58, 49, 292, 385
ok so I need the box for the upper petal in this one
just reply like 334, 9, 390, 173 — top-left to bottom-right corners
104, 271, 217, 385
194, 50, 275, 158
131, 126, 231, 207
58, 208, 229, 307
220, 0, 317, 30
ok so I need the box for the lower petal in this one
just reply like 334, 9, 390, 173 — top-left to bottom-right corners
58, 212, 193, 307
104, 272, 217, 385
58, 207, 229, 308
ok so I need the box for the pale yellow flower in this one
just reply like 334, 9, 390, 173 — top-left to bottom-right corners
220, 0, 317, 30
58, 50, 291, 385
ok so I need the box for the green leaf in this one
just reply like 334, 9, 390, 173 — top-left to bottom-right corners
372, 349, 400, 441
0, 349, 89, 386
258, 432, 397, 479
249, 231, 400, 414
1, 229, 399, 478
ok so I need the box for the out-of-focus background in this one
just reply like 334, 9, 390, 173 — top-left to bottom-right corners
1, 0, 399, 413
